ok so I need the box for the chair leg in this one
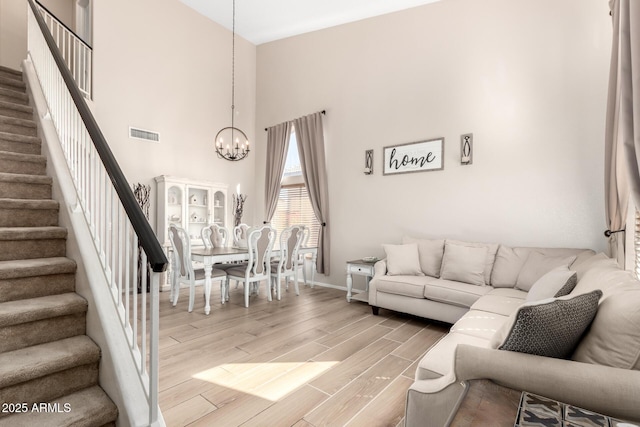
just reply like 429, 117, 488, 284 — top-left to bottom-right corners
244, 280, 250, 308
294, 270, 300, 295
266, 280, 272, 302
188, 281, 196, 313
220, 278, 227, 304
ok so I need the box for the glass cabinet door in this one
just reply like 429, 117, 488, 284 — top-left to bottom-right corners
167, 185, 183, 226
213, 190, 226, 226
187, 186, 210, 242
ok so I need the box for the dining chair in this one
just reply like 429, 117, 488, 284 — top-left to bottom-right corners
168, 224, 227, 314
226, 225, 276, 307
201, 224, 229, 249
270, 225, 306, 299
233, 223, 250, 248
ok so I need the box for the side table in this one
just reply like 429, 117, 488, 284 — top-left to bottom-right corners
346, 259, 376, 302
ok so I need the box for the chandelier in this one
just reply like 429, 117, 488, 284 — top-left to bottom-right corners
215, 0, 249, 161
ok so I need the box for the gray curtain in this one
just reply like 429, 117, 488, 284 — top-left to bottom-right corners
294, 112, 330, 275
605, 0, 640, 265
264, 121, 292, 222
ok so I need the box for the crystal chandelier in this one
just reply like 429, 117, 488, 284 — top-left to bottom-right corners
215, 0, 249, 161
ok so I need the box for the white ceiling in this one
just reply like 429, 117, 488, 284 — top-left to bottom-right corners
179, 0, 442, 45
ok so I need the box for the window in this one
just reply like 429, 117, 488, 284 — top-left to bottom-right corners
271, 129, 321, 246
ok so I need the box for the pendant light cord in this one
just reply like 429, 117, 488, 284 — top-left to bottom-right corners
231, 0, 236, 132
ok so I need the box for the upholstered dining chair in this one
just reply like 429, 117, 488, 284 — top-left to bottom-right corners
233, 223, 250, 248
201, 224, 229, 249
168, 224, 227, 315
270, 225, 306, 299
226, 225, 276, 307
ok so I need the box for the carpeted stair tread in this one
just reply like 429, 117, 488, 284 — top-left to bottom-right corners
0, 150, 46, 164
0, 171, 51, 184
0, 131, 39, 145
0, 100, 33, 120
0, 66, 22, 80
0, 257, 74, 280
0, 293, 87, 328
0, 198, 58, 212
0, 335, 99, 389
0, 114, 36, 129
0, 226, 66, 240
0, 87, 28, 105
0, 386, 118, 427
0, 75, 26, 91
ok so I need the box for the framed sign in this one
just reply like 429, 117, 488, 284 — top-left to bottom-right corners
383, 137, 444, 175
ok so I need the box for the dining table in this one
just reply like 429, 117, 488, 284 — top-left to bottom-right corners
190, 245, 318, 312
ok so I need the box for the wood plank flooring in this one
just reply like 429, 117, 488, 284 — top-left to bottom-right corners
158, 283, 449, 427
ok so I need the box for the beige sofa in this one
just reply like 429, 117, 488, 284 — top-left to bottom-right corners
368, 238, 640, 426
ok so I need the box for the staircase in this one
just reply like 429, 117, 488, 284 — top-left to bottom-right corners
0, 65, 118, 427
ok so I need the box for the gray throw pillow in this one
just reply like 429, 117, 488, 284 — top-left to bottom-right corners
492, 290, 602, 359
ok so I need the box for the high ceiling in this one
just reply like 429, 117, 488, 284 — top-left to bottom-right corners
179, 0, 442, 45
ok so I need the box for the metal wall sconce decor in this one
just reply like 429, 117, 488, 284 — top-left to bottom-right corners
364, 149, 373, 174
461, 133, 473, 165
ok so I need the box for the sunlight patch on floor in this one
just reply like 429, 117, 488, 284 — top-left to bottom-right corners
193, 361, 338, 401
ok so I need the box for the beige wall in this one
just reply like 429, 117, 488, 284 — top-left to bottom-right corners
255, 0, 611, 288
0, 0, 27, 70
0, 0, 74, 71
91, 0, 257, 230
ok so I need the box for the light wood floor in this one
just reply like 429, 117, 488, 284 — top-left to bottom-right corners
158, 282, 449, 427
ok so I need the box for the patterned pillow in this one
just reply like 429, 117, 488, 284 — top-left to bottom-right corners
491, 290, 602, 359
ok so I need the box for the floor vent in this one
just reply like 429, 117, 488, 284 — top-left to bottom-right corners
129, 127, 160, 142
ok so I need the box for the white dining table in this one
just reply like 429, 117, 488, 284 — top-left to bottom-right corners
190, 246, 318, 312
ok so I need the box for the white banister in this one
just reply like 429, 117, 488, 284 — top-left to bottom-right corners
27, 3, 164, 426
37, 3, 92, 99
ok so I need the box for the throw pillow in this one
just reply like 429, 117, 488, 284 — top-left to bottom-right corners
446, 239, 499, 285
490, 290, 602, 359
440, 242, 488, 286
515, 252, 577, 292
382, 243, 423, 276
525, 267, 577, 302
402, 236, 445, 277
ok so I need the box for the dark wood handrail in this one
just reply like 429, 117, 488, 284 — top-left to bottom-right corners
34, 0, 92, 49
27, 0, 168, 273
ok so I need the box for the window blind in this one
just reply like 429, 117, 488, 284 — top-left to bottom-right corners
272, 184, 320, 247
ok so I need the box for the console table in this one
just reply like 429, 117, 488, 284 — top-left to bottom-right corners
346, 259, 376, 302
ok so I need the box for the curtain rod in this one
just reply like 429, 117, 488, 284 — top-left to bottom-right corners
264, 110, 326, 131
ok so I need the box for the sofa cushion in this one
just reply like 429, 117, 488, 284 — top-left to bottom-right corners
375, 274, 430, 299
515, 252, 576, 291
383, 243, 423, 276
440, 242, 487, 286
423, 279, 493, 308
402, 236, 445, 277
571, 252, 609, 280
446, 240, 499, 285
416, 332, 491, 379
471, 294, 525, 317
491, 246, 593, 288
450, 309, 509, 340
525, 267, 577, 302
490, 290, 602, 359
571, 257, 631, 299
487, 287, 528, 299
573, 281, 640, 370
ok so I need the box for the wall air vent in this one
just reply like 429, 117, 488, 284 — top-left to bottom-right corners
129, 127, 160, 142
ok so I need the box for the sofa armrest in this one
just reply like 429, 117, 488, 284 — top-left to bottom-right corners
406, 345, 640, 427
373, 259, 387, 277
368, 259, 387, 307
453, 345, 640, 422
